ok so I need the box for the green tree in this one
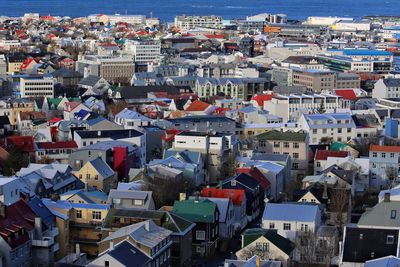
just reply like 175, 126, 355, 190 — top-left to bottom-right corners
317, 101, 325, 114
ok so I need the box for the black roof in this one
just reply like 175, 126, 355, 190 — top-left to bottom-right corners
75, 129, 143, 139
223, 173, 260, 190
342, 226, 399, 263
0, 115, 10, 127
169, 115, 235, 123
119, 85, 192, 99
107, 240, 151, 266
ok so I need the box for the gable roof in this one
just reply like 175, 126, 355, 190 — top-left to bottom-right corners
262, 202, 319, 222
334, 89, 358, 101
370, 145, 400, 153
256, 130, 307, 142
87, 157, 115, 178
36, 141, 78, 150
236, 167, 271, 190
101, 240, 151, 266
242, 228, 294, 255
200, 187, 245, 206
185, 100, 211, 112
6, 136, 35, 152
172, 199, 218, 223
315, 149, 349, 161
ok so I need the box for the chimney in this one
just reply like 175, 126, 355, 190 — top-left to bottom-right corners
179, 193, 186, 201
109, 241, 114, 250
384, 192, 391, 203
322, 180, 328, 199
35, 217, 43, 240
208, 190, 212, 197
194, 192, 200, 203
256, 256, 261, 267
75, 244, 80, 258
97, 130, 101, 136
144, 221, 150, 231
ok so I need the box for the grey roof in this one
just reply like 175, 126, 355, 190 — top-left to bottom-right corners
251, 153, 290, 162
383, 78, 400, 87
262, 202, 319, 222
88, 157, 115, 178
79, 75, 102, 87
358, 201, 400, 227
107, 189, 152, 205
102, 240, 151, 266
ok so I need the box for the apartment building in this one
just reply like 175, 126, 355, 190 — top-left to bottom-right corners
0, 177, 20, 205
369, 145, 400, 189
76, 55, 134, 83
372, 78, 400, 99
264, 93, 349, 122
298, 113, 356, 145
255, 130, 309, 177
335, 72, 361, 89
124, 39, 161, 65
172, 132, 238, 182
174, 15, 223, 30
20, 76, 54, 98
292, 68, 336, 92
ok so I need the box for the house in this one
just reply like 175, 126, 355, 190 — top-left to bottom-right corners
101, 208, 195, 267
298, 113, 356, 145
340, 225, 400, 267
167, 115, 237, 134
184, 100, 216, 115
114, 108, 152, 129
172, 198, 219, 258
261, 202, 321, 241
369, 145, 400, 189
255, 130, 309, 177
73, 129, 146, 167
78, 75, 110, 96
236, 166, 272, 200
106, 189, 155, 210
200, 187, 247, 231
74, 157, 118, 193
98, 220, 172, 266
222, 173, 264, 221
372, 78, 400, 99
35, 140, 78, 163
0, 177, 20, 205
86, 116, 123, 131
314, 149, 350, 174
69, 140, 142, 180
236, 228, 294, 267
88, 240, 151, 267
189, 196, 234, 240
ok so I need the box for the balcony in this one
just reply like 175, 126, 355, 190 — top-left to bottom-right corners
32, 236, 54, 247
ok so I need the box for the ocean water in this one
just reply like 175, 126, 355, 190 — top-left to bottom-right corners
0, 0, 399, 22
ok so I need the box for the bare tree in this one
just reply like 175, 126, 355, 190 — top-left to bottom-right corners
295, 230, 317, 265
351, 134, 380, 157
329, 188, 350, 238
221, 152, 237, 179
239, 243, 272, 261
385, 166, 398, 189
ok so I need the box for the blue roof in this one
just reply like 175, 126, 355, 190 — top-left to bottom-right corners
106, 240, 151, 266
342, 49, 393, 56
263, 203, 319, 222
365, 256, 400, 267
164, 149, 201, 164
86, 116, 107, 126
70, 202, 110, 210
28, 197, 55, 227
74, 109, 90, 120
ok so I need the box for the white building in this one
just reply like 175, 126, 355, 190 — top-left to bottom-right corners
265, 93, 349, 122
298, 113, 356, 145
114, 108, 152, 129
306, 16, 353, 26
372, 78, 400, 99
108, 14, 146, 25
20, 76, 54, 98
0, 177, 20, 205
262, 202, 321, 241
124, 39, 161, 65
0, 39, 21, 51
174, 15, 223, 30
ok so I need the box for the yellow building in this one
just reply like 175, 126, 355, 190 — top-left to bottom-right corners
10, 99, 34, 127
74, 158, 117, 194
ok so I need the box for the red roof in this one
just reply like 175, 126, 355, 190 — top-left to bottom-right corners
200, 188, 245, 206
162, 128, 183, 142
315, 149, 349, 161
251, 94, 274, 107
0, 199, 36, 249
36, 141, 78, 150
48, 117, 62, 123
21, 58, 37, 69
205, 34, 225, 39
370, 145, 400, 153
236, 167, 271, 189
64, 101, 81, 111
6, 136, 35, 152
334, 89, 357, 101
185, 100, 211, 112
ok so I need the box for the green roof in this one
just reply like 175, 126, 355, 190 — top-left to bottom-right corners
256, 130, 307, 142
47, 98, 63, 108
242, 228, 294, 255
172, 199, 218, 223
330, 142, 348, 151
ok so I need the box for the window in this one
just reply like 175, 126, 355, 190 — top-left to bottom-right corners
283, 142, 289, 148
316, 161, 321, 167
338, 128, 342, 133
92, 211, 101, 220
269, 222, 275, 229
76, 210, 82, 219
273, 142, 280, 148
382, 153, 386, 158
387, 235, 395, 245
292, 163, 299, 169
372, 152, 377, 158
255, 242, 269, 252
283, 223, 291, 230
293, 143, 299, 149
105, 261, 109, 267
133, 199, 143, 206
196, 230, 205, 241
391, 153, 395, 158
347, 128, 352, 133
391, 210, 397, 219
293, 153, 299, 159
301, 224, 309, 231
312, 129, 317, 134
112, 198, 121, 205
